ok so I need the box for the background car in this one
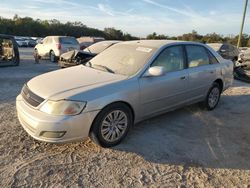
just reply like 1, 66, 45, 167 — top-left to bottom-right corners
77, 36, 105, 50
15, 38, 28, 47
207, 43, 239, 63
59, 40, 120, 68
17, 40, 233, 147
238, 48, 250, 70
0, 34, 20, 66
34, 36, 80, 62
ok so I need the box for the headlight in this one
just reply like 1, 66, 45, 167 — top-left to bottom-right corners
40, 100, 86, 116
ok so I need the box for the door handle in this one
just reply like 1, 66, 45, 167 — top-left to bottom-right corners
180, 76, 186, 80
210, 71, 215, 74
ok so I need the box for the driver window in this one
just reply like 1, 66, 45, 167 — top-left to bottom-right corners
152, 46, 184, 73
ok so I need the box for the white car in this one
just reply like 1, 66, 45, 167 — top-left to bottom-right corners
34, 36, 80, 62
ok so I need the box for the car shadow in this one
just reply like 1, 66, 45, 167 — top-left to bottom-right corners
113, 93, 250, 170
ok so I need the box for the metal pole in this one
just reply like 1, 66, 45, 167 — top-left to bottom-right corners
237, 0, 248, 47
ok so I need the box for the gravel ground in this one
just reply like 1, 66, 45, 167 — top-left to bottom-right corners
0, 48, 250, 187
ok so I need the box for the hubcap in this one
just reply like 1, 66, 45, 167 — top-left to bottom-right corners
101, 110, 128, 142
208, 87, 220, 108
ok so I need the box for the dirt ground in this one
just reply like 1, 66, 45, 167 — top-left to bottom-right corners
0, 48, 250, 187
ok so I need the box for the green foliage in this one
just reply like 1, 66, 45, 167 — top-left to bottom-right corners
0, 15, 249, 47
0, 15, 138, 40
147, 30, 250, 47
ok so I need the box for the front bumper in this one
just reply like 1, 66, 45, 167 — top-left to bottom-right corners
16, 95, 99, 143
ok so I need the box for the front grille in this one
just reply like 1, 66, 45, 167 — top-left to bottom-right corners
21, 84, 44, 107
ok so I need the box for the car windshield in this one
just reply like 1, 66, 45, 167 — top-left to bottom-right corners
207, 44, 222, 51
83, 42, 117, 54
85, 43, 156, 76
59, 37, 78, 45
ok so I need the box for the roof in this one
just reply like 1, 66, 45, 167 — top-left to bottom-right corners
122, 40, 187, 48
0, 34, 15, 39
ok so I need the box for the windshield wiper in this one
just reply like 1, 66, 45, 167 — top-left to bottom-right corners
84, 62, 114, 73
92, 64, 114, 73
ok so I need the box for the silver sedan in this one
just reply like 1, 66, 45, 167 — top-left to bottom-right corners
16, 40, 234, 147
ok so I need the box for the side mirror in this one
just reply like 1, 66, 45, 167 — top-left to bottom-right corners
144, 66, 165, 77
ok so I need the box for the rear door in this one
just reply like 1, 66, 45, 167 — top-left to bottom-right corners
185, 45, 217, 101
139, 45, 189, 117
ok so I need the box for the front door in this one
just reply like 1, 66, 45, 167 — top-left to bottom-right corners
139, 45, 188, 117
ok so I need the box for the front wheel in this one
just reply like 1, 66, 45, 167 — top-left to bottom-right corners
204, 83, 221, 111
90, 103, 133, 148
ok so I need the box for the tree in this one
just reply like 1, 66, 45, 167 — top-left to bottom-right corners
202, 33, 223, 43
104, 28, 124, 40
146, 32, 169, 40
248, 38, 250, 47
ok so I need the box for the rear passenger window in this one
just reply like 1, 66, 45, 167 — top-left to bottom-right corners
186, 45, 210, 68
152, 46, 184, 73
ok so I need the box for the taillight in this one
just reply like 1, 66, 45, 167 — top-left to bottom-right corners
56, 43, 61, 50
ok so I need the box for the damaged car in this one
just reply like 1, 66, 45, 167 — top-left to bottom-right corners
207, 43, 239, 63
17, 40, 234, 147
0, 34, 20, 67
58, 41, 120, 68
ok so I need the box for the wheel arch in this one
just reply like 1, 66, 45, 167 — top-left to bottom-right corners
89, 101, 135, 133
214, 78, 224, 92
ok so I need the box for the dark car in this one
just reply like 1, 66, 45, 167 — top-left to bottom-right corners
207, 43, 239, 62
0, 34, 20, 66
59, 40, 120, 68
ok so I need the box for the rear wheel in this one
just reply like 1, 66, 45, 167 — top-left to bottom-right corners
204, 83, 221, 111
50, 50, 57, 63
90, 103, 133, 147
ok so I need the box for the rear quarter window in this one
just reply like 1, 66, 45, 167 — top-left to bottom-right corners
206, 49, 219, 64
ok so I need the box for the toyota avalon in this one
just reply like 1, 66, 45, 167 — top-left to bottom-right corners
16, 40, 234, 147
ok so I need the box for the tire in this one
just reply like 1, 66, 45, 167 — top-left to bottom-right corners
34, 49, 41, 59
49, 50, 57, 63
203, 83, 221, 111
13, 57, 20, 66
90, 103, 133, 148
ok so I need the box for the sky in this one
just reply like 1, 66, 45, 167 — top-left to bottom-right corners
0, 0, 249, 37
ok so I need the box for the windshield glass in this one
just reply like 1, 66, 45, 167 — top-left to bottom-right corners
84, 41, 117, 54
86, 43, 156, 76
60, 37, 79, 45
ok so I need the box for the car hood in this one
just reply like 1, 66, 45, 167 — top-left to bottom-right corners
27, 66, 127, 100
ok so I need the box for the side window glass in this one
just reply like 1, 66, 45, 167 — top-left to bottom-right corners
152, 46, 184, 73
186, 45, 210, 68
207, 50, 219, 64
0, 39, 15, 61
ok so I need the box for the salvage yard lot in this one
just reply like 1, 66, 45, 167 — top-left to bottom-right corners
0, 48, 250, 187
